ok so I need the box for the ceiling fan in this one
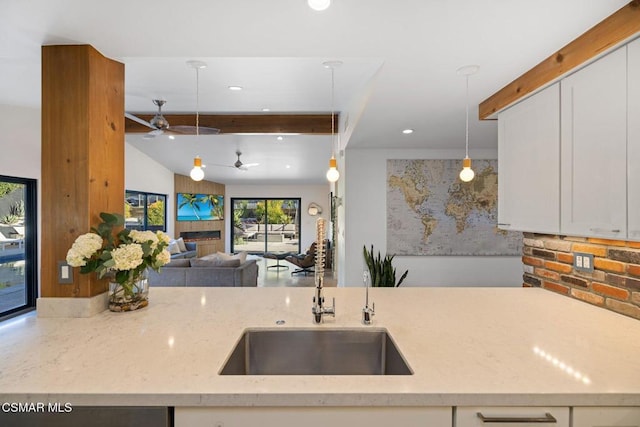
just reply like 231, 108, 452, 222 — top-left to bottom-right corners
125, 99, 219, 139
212, 151, 260, 171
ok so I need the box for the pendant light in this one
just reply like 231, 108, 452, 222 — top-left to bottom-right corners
190, 156, 204, 181
324, 60, 342, 183
457, 65, 479, 183
187, 60, 207, 181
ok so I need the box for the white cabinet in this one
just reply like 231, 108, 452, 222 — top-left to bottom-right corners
498, 83, 560, 233
560, 46, 628, 239
573, 407, 640, 427
175, 406, 452, 427
456, 406, 569, 427
628, 38, 640, 240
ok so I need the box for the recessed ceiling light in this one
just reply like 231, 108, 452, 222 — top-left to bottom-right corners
285, 164, 291, 169
276, 136, 284, 141
228, 86, 243, 91
168, 135, 175, 140
308, 0, 331, 11
402, 129, 414, 134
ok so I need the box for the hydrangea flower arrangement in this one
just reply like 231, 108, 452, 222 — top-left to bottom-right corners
66, 212, 171, 295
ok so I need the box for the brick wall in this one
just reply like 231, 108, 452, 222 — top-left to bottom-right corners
522, 233, 640, 320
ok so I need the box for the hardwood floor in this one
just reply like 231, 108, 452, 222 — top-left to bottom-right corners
254, 255, 336, 288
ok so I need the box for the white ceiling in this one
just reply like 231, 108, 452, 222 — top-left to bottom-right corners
0, 0, 629, 184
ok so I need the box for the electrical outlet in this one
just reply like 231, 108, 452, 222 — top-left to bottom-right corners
58, 261, 73, 284
574, 252, 594, 273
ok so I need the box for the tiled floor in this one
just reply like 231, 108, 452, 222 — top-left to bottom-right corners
255, 256, 336, 288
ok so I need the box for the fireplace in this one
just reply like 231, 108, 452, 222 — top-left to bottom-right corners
180, 230, 221, 241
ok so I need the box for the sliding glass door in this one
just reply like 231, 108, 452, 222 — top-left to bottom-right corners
231, 198, 300, 255
0, 176, 37, 319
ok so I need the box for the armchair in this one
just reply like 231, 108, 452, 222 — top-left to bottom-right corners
285, 242, 317, 275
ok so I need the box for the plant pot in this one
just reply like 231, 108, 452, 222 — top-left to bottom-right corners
108, 271, 149, 312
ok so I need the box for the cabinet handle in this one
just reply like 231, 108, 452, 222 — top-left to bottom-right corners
476, 412, 557, 423
497, 223, 511, 227
589, 228, 620, 233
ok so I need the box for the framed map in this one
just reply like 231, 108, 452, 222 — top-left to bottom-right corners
387, 159, 522, 256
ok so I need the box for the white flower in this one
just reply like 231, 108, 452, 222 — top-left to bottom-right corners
110, 243, 144, 271
156, 231, 170, 245
66, 248, 87, 267
66, 233, 103, 266
129, 230, 159, 248
156, 249, 171, 266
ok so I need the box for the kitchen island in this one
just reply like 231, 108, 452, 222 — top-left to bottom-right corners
1, 287, 640, 409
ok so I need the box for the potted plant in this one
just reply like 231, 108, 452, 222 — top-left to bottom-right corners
363, 245, 408, 287
66, 212, 171, 311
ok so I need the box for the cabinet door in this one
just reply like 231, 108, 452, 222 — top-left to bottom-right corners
456, 406, 569, 427
175, 407, 452, 427
629, 38, 640, 241
573, 407, 640, 427
560, 46, 627, 238
498, 83, 560, 233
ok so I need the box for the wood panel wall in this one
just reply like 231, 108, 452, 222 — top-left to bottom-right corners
174, 174, 225, 255
41, 45, 125, 298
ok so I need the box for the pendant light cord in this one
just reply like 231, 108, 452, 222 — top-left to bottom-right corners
331, 65, 335, 157
196, 66, 200, 137
465, 73, 469, 159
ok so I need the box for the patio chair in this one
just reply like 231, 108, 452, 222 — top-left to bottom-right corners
0, 233, 23, 251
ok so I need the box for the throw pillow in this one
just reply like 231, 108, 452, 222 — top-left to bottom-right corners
168, 241, 181, 254
216, 251, 248, 264
176, 237, 188, 252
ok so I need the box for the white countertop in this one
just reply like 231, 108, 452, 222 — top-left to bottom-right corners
1, 287, 640, 407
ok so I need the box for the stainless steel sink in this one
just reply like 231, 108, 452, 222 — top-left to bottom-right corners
219, 328, 413, 375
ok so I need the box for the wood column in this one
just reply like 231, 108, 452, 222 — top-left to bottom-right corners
41, 45, 125, 298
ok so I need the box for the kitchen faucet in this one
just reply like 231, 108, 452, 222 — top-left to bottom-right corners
312, 218, 335, 324
362, 270, 375, 325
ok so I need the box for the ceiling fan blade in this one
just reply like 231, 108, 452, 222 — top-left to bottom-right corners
242, 163, 260, 168
141, 128, 166, 139
170, 125, 220, 135
125, 112, 157, 130
209, 163, 236, 169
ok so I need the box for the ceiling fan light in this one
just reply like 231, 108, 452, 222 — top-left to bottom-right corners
308, 0, 331, 11
326, 157, 339, 182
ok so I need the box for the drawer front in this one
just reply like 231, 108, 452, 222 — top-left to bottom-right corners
573, 407, 640, 427
456, 407, 569, 427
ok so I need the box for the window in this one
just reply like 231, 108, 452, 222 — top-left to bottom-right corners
0, 176, 37, 320
125, 191, 167, 232
231, 198, 301, 255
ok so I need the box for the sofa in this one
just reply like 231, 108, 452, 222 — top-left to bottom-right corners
149, 256, 258, 287
169, 239, 198, 260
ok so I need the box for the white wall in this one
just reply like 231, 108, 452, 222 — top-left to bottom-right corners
0, 105, 41, 179
125, 143, 175, 238
343, 147, 522, 287
224, 184, 331, 253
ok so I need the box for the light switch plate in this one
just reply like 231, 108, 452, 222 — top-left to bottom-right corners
574, 252, 594, 272
58, 261, 73, 284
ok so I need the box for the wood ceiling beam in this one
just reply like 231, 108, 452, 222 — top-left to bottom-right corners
479, 0, 640, 120
125, 113, 338, 135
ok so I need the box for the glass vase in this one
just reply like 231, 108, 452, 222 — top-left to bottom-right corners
108, 271, 149, 312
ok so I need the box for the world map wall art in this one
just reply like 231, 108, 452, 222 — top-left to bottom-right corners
387, 159, 522, 256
